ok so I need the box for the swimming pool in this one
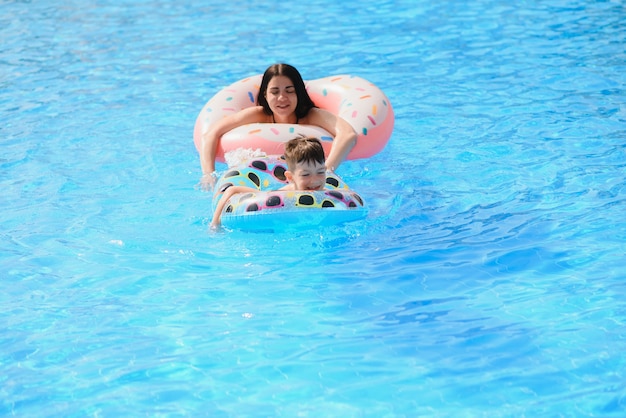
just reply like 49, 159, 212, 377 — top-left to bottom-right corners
2, 0, 625, 416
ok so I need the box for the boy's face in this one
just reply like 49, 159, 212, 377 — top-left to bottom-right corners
286, 160, 327, 191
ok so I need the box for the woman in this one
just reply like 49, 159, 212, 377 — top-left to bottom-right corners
200, 63, 357, 186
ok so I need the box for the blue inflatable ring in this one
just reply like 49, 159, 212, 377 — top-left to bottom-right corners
212, 156, 367, 231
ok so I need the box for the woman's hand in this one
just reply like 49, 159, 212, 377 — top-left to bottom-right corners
198, 171, 218, 192
307, 108, 357, 170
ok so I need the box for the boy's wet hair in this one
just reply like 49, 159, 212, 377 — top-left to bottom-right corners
284, 137, 326, 170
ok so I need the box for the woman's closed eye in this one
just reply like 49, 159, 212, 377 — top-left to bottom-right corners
269, 87, 295, 95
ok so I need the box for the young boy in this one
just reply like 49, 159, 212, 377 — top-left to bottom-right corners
210, 137, 327, 228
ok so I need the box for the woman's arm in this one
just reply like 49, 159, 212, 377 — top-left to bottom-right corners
306, 108, 357, 171
210, 186, 258, 228
201, 106, 268, 176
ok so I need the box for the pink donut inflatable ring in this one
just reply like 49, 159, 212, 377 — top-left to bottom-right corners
193, 74, 394, 161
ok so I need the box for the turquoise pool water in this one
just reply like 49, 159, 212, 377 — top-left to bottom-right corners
2, 0, 625, 416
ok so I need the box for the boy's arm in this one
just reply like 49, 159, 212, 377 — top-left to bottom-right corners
210, 186, 258, 228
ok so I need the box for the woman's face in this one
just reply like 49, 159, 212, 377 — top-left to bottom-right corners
265, 75, 298, 122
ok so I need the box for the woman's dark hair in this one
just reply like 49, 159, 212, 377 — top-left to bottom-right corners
257, 63, 316, 119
